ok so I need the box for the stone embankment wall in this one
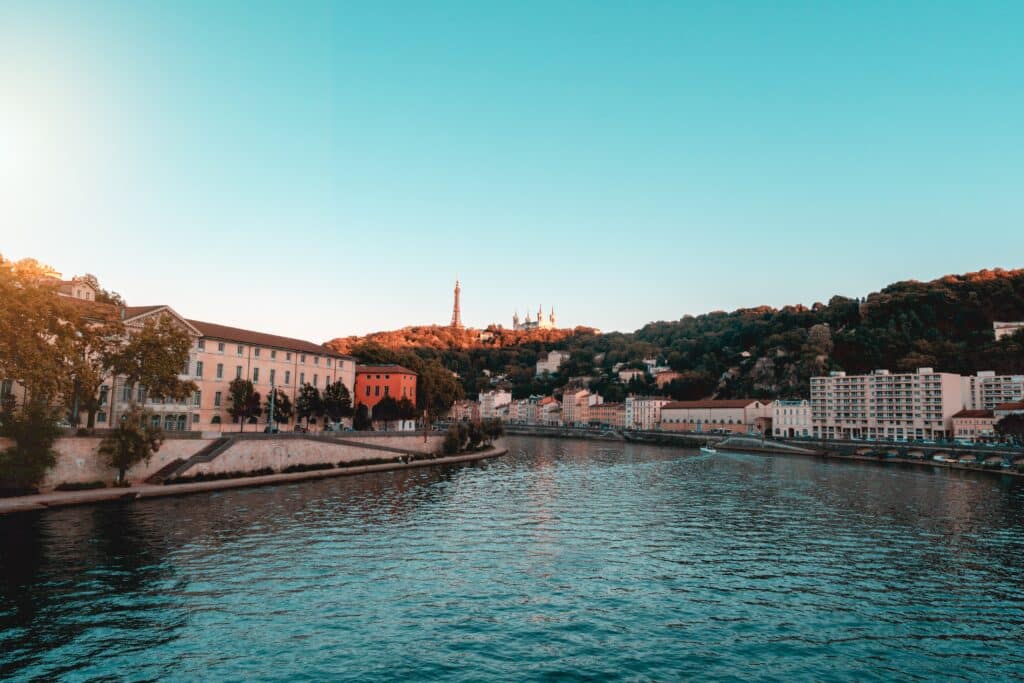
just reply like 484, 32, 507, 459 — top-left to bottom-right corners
0, 432, 445, 490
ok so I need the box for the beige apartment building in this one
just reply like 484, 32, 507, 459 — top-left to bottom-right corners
561, 388, 591, 426
585, 402, 626, 428
773, 399, 812, 438
625, 396, 670, 430
98, 305, 355, 432
810, 368, 963, 441
962, 371, 1024, 410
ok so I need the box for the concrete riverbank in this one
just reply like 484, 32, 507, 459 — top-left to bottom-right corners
0, 446, 508, 516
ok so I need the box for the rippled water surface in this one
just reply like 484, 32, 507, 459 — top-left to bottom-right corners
3, 437, 1024, 681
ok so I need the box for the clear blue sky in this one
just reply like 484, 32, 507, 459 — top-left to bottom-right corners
2, 1, 1022, 342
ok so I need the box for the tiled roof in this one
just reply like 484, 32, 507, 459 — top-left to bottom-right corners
356, 364, 418, 376
995, 401, 1024, 411
663, 399, 765, 410
952, 409, 994, 419
187, 319, 354, 359
122, 305, 166, 319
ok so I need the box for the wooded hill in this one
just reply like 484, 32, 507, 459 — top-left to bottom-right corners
327, 268, 1024, 402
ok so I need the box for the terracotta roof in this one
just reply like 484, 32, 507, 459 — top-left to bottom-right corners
122, 305, 166, 319
187, 319, 354, 359
539, 396, 559, 405
953, 409, 994, 419
356, 364, 418, 376
662, 399, 766, 410
995, 401, 1024, 411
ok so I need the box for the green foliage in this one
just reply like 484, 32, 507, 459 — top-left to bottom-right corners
54, 480, 107, 491
372, 395, 400, 430
97, 406, 165, 483
322, 381, 353, 423
296, 383, 323, 426
264, 388, 294, 425
108, 316, 197, 402
995, 414, 1024, 445
481, 418, 505, 444
0, 402, 61, 493
227, 378, 261, 431
353, 403, 373, 431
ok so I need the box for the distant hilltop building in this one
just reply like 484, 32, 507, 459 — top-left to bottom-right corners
993, 321, 1024, 341
450, 278, 463, 329
514, 305, 556, 331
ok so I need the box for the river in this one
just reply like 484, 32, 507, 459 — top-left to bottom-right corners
2, 436, 1024, 680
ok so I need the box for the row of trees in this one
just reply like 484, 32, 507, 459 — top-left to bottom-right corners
224, 378, 354, 430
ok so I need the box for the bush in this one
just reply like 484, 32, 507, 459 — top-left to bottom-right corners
164, 467, 274, 485
0, 403, 61, 492
54, 481, 107, 491
281, 462, 335, 474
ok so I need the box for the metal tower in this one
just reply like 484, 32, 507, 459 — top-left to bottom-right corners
450, 278, 463, 328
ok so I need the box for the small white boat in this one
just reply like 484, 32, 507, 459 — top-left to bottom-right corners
700, 446, 717, 456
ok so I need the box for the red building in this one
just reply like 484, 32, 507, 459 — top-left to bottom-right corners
355, 364, 418, 410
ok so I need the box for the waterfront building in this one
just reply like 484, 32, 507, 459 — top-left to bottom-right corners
585, 402, 626, 428
994, 401, 1024, 419
538, 396, 561, 425
962, 371, 1024, 410
561, 388, 591, 426
952, 409, 997, 441
660, 399, 774, 434
94, 305, 357, 432
354, 365, 418, 411
625, 396, 670, 430
480, 389, 513, 419
448, 400, 479, 422
536, 350, 571, 376
993, 321, 1024, 341
773, 399, 812, 438
513, 306, 556, 331
810, 368, 964, 441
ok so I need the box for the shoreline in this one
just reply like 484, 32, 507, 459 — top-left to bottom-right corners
0, 447, 508, 516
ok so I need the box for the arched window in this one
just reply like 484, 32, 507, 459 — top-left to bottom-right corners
211, 415, 222, 424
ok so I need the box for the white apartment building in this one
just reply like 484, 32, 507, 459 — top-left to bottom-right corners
810, 368, 963, 441
561, 389, 590, 426
773, 399, 812, 438
962, 371, 1024, 410
625, 396, 670, 430
536, 350, 571, 376
479, 389, 513, 419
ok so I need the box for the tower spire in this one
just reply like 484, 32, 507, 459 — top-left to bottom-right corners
450, 277, 463, 328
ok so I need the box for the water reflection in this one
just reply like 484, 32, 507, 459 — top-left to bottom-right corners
2, 437, 1024, 681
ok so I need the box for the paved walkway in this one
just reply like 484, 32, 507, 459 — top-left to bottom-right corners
0, 447, 508, 516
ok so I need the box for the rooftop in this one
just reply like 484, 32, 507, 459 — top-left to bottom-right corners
356, 364, 418, 376
187, 319, 354, 359
952, 409, 994, 419
663, 399, 766, 410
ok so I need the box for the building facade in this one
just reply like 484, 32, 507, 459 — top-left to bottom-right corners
962, 371, 1024, 410
660, 400, 774, 434
585, 402, 626, 428
514, 306, 556, 331
536, 350, 571, 376
773, 399, 812, 438
625, 396, 669, 430
480, 389, 513, 419
810, 368, 964, 441
354, 365, 418, 411
993, 321, 1024, 341
952, 409, 997, 441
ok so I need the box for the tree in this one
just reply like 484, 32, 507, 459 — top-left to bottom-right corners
397, 397, 418, 423
353, 403, 373, 431
263, 388, 294, 426
417, 362, 464, 420
98, 406, 165, 484
372, 395, 401, 431
322, 381, 353, 425
296, 383, 323, 428
107, 315, 197, 405
227, 378, 261, 431
67, 317, 125, 428
0, 402, 61, 494
481, 418, 504, 445
995, 414, 1024, 445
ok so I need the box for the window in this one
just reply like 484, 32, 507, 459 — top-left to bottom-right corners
97, 411, 107, 423
313, 374, 318, 387
327, 359, 332, 368
99, 385, 108, 405
237, 345, 244, 356
214, 391, 222, 407
216, 363, 223, 379
314, 356, 319, 366
300, 354, 306, 364
122, 385, 132, 402
271, 350, 277, 360
211, 415, 222, 424
254, 348, 261, 358
270, 369, 276, 385
286, 352, 292, 361
0, 379, 11, 398
218, 342, 225, 352
253, 368, 260, 383
196, 361, 203, 378
198, 339, 205, 350
375, 386, 380, 397
300, 372, 305, 385
193, 391, 201, 406
285, 370, 291, 385
366, 385, 371, 396
137, 386, 146, 402
193, 413, 200, 424
236, 366, 242, 379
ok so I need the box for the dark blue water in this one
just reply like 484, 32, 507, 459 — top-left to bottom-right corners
3, 437, 1024, 681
